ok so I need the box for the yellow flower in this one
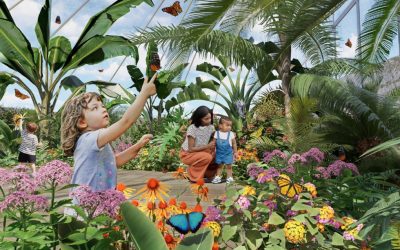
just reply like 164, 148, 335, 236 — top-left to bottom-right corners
155, 201, 169, 220
141, 149, 149, 156
116, 183, 135, 199
319, 205, 335, 223
172, 167, 188, 180
191, 179, 209, 201
136, 178, 170, 202
284, 220, 306, 244
139, 202, 156, 218
205, 221, 221, 237
304, 182, 317, 198
341, 216, 356, 230
242, 186, 256, 196
317, 223, 325, 232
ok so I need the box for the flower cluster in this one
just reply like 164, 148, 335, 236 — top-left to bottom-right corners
316, 160, 359, 179
0, 191, 48, 214
263, 149, 287, 163
71, 185, 126, 218
304, 182, 317, 197
300, 147, 325, 163
236, 148, 258, 162
204, 206, 223, 222
237, 195, 250, 210
35, 160, 72, 188
317, 205, 335, 224
204, 221, 221, 237
256, 167, 280, 184
287, 153, 307, 165
247, 163, 264, 179
5, 171, 36, 193
284, 220, 306, 244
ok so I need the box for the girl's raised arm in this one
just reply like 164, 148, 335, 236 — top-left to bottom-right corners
97, 74, 157, 148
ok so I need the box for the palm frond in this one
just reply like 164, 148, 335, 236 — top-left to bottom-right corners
358, 0, 400, 63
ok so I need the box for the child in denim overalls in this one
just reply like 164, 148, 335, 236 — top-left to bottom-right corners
212, 116, 237, 184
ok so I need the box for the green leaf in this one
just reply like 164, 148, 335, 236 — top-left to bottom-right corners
35, 0, 51, 60
165, 83, 211, 111
175, 228, 213, 250
48, 36, 72, 72
0, 19, 38, 83
63, 35, 138, 73
245, 230, 263, 250
222, 225, 237, 241
269, 229, 285, 245
0, 1, 14, 21
127, 64, 144, 91
195, 77, 220, 91
291, 202, 313, 211
0, 72, 15, 100
267, 212, 285, 225
120, 202, 168, 250
61, 75, 84, 90
332, 232, 344, 246
196, 62, 227, 81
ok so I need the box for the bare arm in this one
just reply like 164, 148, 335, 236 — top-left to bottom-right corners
115, 134, 152, 167
97, 75, 157, 148
187, 136, 215, 153
232, 136, 238, 160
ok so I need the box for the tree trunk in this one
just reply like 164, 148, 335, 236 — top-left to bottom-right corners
277, 36, 292, 117
38, 92, 52, 141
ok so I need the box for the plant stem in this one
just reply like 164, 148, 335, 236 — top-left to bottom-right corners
0, 186, 6, 240
50, 183, 58, 250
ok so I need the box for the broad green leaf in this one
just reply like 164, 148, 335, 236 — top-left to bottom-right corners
245, 230, 263, 250
74, 0, 154, 48
233, 247, 246, 250
165, 83, 210, 111
269, 229, 285, 245
196, 62, 227, 81
268, 212, 285, 225
175, 228, 213, 250
33, 48, 43, 78
195, 77, 220, 91
222, 225, 237, 241
35, 0, 51, 60
127, 64, 144, 90
0, 72, 15, 100
0, 1, 14, 21
332, 232, 344, 246
100, 84, 133, 100
61, 75, 84, 90
120, 202, 168, 250
0, 19, 37, 83
63, 35, 138, 73
48, 36, 72, 72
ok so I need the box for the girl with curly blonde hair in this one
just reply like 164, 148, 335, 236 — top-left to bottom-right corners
61, 75, 157, 200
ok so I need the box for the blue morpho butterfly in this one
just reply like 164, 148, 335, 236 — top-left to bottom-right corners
166, 212, 205, 234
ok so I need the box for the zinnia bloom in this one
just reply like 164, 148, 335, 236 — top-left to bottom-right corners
136, 178, 169, 202
284, 220, 306, 244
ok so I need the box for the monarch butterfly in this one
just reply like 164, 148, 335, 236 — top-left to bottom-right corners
150, 52, 161, 72
166, 212, 205, 234
345, 38, 352, 48
55, 16, 61, 24
162, 1, 182, 16
276, 174, 303, 198
15, 89, 30, 100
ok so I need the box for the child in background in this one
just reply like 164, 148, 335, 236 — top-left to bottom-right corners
212, 116, 237, 184
61, 74, 157, 199
17, 118, 40, 173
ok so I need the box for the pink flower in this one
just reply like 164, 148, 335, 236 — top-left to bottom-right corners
0, 191, 48, 213
263, 200, 277, 215
263, 150, 287, 163
247, 164, 264, 179
5, 172, 36, 193
237, 196, 250, 210
316, 161, 359, 179
204, 206, 223, 222
114, 141, 133, 154
256, 168, 280, 184
35, 160, 72, 188
286, 210, 298, 217
71, 185, 126, 218
0, 168, 10, 185
301, 148, 325, 163
282, 165, 296, 174
288, 154, 307, 165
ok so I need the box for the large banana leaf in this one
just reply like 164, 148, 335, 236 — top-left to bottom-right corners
196, 62, 227, 81
0, 72, 15, 99
35, 0, 51, 60
62, 35, 138, 73
32, 48, 43, 79
73, 0, 154, 50
0, 0, 14, 21
48, 36, 72, 73
165, 83, 212, 111
0, 19, 38, 83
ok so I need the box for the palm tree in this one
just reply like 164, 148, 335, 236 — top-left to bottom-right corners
130, 0, 345, 114
0, 0, 153, 139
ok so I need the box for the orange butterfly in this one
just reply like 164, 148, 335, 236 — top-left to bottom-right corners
162, 1, 182, 16
98, 69, 104, 72
345, 38, 352, 48
15, 89, 30, 100
55, 16, 61, 24
150, 52, 161, 72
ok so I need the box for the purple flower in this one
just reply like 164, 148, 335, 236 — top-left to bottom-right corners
35, 160, 72, 188
301, 148, 325, 163
6, 172, 36, 193
71, 185, 126, 218
263, 200, 277, 215
263, 150, 287, 163
114, 141, 133, 154
0, 191, 48, 213
0, 168, 10, 185
257, 168, 280, 184
286, 210, 298, 217
288, 154, 307, 165
316, 161, 359, 179
247, 163, 264, 179
204, 206, 223, 222
237, 196, 250, 210
282, 165, 296, 174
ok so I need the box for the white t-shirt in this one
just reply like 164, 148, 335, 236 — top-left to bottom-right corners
214, 131, 235, 146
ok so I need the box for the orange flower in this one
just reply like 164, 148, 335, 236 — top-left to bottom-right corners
191, 179, 207, 198
116, 183, 126, 192
212, 242, 219, 250
193, 203, 202, 212
172, 167, 188, 180
136, 178, 169, 202
131, 200, 139, 207
113, 226, 120, 232
157, 220, 168, 233
168, 198, 180, 214
179, 201, 190, 213
116, 182, 135, 199
102, 233, 109, 238
155, 201, 169, 219
140, 201, 156, 217
164, 233, 178, 249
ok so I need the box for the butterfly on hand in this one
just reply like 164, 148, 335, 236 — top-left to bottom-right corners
150, 52, 161, 72
55, 16, 61, 24
15, 89, 30, 100
276, 174, 303, 198
166, 212, 205, 234
162, 1, 182, 16
345, 38, 352, 48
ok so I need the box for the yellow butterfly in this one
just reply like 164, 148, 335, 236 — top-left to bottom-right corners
277, 174, 303, 198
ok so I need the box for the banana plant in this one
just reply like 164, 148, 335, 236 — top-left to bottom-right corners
0, 0, 154, 139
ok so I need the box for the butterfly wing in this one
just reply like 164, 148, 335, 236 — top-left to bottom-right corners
162, 6, 179, 16
173, 1, 182, 13
150, 53, 161, 71
188, 212, 205, 233
345, 39, 352, 48
15, 89, 30, 100
167, 214, 190, 234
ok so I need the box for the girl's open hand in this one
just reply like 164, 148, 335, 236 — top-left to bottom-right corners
138, 134, 153, 147
141, 74, 157, 97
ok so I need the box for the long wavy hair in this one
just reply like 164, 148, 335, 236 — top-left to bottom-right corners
61, 92, 101, 156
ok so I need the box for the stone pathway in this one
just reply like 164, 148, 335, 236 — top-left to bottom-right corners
55, 169, 228, 207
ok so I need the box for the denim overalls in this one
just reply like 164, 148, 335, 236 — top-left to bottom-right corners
215, 131, 233, 164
